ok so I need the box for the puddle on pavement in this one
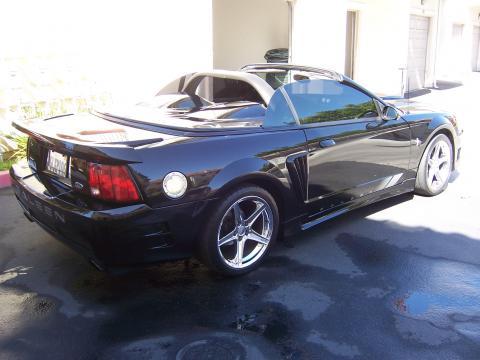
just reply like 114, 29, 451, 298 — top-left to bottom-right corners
5, 293, 58, 321
394, 291, 479, 316
228, 309, 299, 358
177, 339, 241, 360
231, 312, 263, 332
229, 310, 290, 343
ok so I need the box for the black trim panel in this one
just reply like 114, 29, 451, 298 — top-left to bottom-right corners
286, 151, 309, 202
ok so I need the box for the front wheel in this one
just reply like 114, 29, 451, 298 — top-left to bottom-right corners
415, 134, 453, 196
198, 185, 279, 276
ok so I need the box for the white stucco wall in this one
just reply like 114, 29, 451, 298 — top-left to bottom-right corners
291, 0, 347, 73
290, 0, 411, 96
0, 0, 213, 102
435, 0, 480, 81
213, 0, 289, 70
3, 0, 479, 109
89, 0, 214, 100
352, 0, 410, 95
290, 0, 480, 95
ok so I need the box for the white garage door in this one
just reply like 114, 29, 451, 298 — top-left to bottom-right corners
472, 26, 480, 72
407, 15, 430, 91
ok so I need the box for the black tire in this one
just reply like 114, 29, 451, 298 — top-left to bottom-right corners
415, 133, 453, 196
198, 185, 279, 276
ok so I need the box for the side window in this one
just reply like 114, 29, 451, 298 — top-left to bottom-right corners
283, 79, 379, 124
194, 76, 264, 104
263, 90, 296, 127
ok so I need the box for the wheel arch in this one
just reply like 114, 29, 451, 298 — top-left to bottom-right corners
207, 157, 303, 226
217, 175, 286, 223
417, 125, 456, 170
414, 126, 455, 196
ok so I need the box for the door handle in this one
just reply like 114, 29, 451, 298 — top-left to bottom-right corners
319, 138, 336, 148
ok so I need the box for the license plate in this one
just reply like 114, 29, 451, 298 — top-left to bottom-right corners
46, 150, 68, 178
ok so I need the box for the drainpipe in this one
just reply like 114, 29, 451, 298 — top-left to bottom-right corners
432, 0, 443, 88
286, 0, 295, 63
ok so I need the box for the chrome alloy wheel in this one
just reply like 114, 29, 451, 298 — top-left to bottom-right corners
217, 196, 274, 269
427, 139, 452, 192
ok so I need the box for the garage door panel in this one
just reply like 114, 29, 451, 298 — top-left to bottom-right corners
407, 15, 430, 91
415, 33, 428, 42
417, 22, 429, 31
411, 18, 428, 31
472, 26, 480, 71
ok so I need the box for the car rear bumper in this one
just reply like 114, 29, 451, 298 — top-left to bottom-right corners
10, 163, 212, 270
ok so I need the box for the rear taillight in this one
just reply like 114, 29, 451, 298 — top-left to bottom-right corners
88, 163, 140, 203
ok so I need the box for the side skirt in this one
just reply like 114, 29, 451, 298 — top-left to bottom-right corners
300, 179, 415, 231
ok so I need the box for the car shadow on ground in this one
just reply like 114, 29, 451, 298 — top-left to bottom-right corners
1, 190, 480, 359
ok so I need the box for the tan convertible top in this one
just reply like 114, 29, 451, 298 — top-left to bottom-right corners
184, 69, 275, 105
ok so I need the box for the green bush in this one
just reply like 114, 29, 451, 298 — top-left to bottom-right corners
9, 135, 28, 161
0, 158, 15, 171
0, 135, 28, 170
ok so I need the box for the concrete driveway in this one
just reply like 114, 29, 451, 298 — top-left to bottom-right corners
1, 77, 479, 359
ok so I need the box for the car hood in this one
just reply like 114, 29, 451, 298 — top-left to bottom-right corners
385, 99, 447, 116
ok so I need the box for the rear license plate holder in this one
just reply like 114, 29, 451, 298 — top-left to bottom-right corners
46, 150, 69, 178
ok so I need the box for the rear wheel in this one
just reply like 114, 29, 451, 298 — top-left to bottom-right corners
415, 134, 453, 196
198, 185, 279, 276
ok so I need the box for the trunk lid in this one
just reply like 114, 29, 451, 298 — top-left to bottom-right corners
12, 113, 170, 200
15, 112, 167, 146
13, 113, 170, 165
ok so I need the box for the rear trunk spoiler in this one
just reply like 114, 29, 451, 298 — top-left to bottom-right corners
12, 118, 142, 164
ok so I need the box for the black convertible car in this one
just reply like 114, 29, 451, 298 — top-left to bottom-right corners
10, 64, 462, 275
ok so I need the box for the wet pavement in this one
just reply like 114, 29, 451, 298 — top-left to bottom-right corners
1, 78, 480, 359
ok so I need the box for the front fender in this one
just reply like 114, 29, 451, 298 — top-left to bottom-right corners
407, 114, 459, 169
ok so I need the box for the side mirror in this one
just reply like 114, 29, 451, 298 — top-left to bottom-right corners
382, 106, 399, 121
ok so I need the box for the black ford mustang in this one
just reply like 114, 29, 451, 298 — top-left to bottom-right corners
10, 64, 462, 275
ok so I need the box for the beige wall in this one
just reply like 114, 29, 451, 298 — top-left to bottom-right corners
213, 0, 289, 70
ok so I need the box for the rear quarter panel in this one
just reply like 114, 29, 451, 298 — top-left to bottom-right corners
129, 129, 308, 223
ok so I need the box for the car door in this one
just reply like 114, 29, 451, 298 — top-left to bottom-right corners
279, 79, 412, 219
